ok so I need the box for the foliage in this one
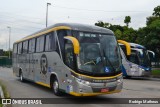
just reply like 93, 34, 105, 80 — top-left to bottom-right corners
95, 21, 110, 28
3, 51, 12, 57
153, 5, 160, 17
124, 16, 131, 27
152, 70, 160, 76
146, 16, 160, 26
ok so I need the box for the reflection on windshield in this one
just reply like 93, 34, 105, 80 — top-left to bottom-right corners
76, 32, 121, 75
129, 49, 151, 67
138, 50, 150, 67
129, 51, 139, 65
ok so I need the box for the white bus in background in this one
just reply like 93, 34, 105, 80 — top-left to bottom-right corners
12, 23, 123, 96
118, 40, 155, 78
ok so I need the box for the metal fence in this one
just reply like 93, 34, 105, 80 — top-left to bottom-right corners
0, 57, 12, 67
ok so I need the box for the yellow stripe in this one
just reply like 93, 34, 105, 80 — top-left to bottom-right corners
69, 90, 121, 96
69, 67, 122, 80
64, 36, 80, 54
118, 40, 131, 55
36, 82, 50, 88
15, 26, 71, 43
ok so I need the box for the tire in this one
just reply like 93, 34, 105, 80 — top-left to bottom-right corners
20, 71, 25, 82
52, 77, 61, 96
125, 76, 131, 79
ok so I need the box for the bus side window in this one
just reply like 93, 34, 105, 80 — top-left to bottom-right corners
36, 36, 44, 52
57, 30, 68, 60
45, 32, 56, 51
65, 40, 75, 69
23, 41, 28, 53
18, 42, 22, 54
13, 44, 17, 54
29, 39, 36, 53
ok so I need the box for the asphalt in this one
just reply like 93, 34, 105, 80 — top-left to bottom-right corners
0, 67, 160, 107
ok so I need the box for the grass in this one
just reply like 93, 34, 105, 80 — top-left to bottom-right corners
0, 80, 10, 107
152, 70, 160, 76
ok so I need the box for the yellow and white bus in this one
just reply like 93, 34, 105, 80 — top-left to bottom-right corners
13, 23, 123, 96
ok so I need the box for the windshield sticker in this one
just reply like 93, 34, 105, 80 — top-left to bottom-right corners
105, 67, 110, 73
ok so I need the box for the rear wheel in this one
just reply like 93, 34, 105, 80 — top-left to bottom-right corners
52, 77, 62, 96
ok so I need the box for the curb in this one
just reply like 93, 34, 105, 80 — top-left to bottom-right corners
0, 86, 7, 107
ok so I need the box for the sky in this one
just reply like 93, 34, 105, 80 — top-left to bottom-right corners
0, 0, 159, 50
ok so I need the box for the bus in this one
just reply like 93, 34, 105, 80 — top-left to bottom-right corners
118, 40, 155, 78
12, 23, 123, 96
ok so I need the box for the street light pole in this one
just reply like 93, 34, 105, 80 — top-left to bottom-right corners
7, 26, 11, 59
46, 3, 51, 27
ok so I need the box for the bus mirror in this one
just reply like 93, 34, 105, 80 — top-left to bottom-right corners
147, 50, 155, 59
64, 36, 80, 54
118, 40, 131, 56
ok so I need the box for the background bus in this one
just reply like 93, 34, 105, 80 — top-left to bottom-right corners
13, 23, 123, 96
118, 40, 155, 78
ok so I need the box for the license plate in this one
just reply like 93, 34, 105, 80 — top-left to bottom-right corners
101, 88, 109, 92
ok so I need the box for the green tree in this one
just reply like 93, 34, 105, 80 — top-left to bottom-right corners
153, 5, 160, 17
146, 16, 160, 26
115, 29, 122, 39
95, 21, 110, 28
4, 51, 12, 57
109, 25, 124, 32
124, 16, 131, 27
123, 27, 137, 42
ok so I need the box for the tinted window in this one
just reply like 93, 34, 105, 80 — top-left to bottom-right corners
45, 32, 56, 51
23, 41, 28, 53
36, 36, 44, 52
29, 38, 35, 53
18, 42, 22, 54
13, 44, 17, 53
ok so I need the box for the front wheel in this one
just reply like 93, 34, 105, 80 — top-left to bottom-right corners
52, 78, 62, 96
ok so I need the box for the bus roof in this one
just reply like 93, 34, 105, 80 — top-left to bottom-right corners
129, 43, 146, 49
119, 43, 146, 49
14, 23, 114, 44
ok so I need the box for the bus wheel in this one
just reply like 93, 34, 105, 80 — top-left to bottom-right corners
125, 76, 131, 79
52, 78, 61, 96
20, 72, 24, 82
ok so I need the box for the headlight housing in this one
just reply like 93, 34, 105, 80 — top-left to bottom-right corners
75, 78, 90, 85
117, 75, 123, 83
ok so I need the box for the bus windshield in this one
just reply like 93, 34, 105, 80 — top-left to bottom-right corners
138, 49, 151, 67
75, 32, 121, 76
129, 50, 139, 65
129, 49, 150, 67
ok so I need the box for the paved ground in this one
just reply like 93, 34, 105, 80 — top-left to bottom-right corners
0, 67, 160, 107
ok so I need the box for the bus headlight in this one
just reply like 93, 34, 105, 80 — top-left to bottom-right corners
139, 68, 145, 72
76, 78, 90, 85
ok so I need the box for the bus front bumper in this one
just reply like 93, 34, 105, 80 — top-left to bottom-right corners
69, 76, 123, 96
69, 90, 122, 96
